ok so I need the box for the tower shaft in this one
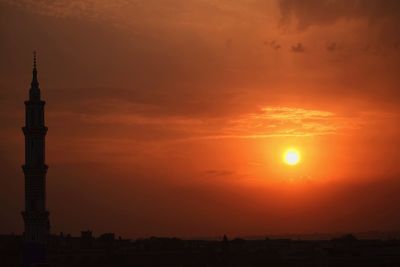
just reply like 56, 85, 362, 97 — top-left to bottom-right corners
22, 52, 50, 245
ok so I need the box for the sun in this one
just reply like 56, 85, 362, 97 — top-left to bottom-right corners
283, 148, 301, 166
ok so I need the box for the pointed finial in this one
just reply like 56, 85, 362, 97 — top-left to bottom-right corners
30, 50, 40, 100
33, 50, 37, 70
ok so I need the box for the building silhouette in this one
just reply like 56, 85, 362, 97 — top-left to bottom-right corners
21, 52, 50, 266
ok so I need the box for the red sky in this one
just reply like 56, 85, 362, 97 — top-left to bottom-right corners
1, 0, 400, 238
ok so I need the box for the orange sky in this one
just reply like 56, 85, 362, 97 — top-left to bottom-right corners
1, 0, 400, 238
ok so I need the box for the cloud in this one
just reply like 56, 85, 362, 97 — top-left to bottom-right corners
43, 103, 366, 144
218, 107, 364, 139
326, 42, 338, 52
204, 169, 235, 177
291, 42, 305, 53
279, 0, 400, 48
279, 0, 400, 29
265, 40, 282, 50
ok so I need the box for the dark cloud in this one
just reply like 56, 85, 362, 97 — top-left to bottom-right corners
291, 42, 305, 53
326, 42, 338, 52
265, 40, 282, 50
279, 0, 400, 29
204, 169, 234, 177
277, 0, 400, 88
279, 0, 400, 48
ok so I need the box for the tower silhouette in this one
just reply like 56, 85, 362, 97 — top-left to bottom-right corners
22, 51, 50, 266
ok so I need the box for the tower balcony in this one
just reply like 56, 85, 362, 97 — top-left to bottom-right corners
22, 165, 48, 176
22, 126, 48, 136
24, 100, 46, 106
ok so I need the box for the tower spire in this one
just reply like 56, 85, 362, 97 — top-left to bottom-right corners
30, 50, 40, 101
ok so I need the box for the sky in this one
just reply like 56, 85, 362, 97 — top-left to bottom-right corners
0, 0, 400, 238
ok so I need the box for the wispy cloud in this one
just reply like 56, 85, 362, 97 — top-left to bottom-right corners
326, 42, 338, 52
66, 103, 363, 141
291, 43, 306, 53
221, 107, 361, 138
0, 0, 274, 34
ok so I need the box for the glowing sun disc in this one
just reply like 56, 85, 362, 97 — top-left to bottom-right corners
283, 149, 301, 166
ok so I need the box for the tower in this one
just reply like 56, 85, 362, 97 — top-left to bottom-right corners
22, 52, 50, 266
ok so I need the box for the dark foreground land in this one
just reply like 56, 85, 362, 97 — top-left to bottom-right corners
2, 233, 400, 266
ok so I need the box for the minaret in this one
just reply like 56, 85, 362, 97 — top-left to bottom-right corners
22, 51, 50, 265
